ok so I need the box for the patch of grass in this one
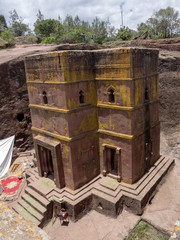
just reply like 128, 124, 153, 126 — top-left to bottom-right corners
125, 220, 169, 240
40, 179, 54, 188
105, 178, 117, 188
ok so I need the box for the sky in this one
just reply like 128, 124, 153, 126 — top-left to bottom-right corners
0, 0, 180, 31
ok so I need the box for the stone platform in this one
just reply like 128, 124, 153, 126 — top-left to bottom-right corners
13, 155, 174, 226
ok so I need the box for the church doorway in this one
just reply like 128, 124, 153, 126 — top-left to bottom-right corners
106, 147, 118, 176
38, 145, 54, 179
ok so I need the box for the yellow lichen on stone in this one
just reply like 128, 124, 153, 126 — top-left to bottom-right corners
79, 110, 97, 132
68, 98, 78, 109
99, 122, 109, 130
86, 82, 97, 104
29, 84, 36, 91
63, 116, 68, 137
174, 226, 180, 232
135, 79, 142, 105
120, 83, 131, 106
64, 143, 71, 174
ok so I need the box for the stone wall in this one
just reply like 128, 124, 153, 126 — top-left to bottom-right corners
0, 59, 33, 157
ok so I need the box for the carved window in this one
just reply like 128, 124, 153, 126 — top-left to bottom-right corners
43, 91, 48, 104
108, 89, 115, 103
144, 87, 149, 101
79, 90, 85, 104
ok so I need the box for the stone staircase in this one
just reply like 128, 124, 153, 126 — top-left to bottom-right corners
13, 156, 174, 224
13, 168, 51, 228
43, 155, 175, 217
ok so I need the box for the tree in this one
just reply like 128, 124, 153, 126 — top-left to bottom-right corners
1, 29, 15, 46
153, 7, 180, 38
106, 17, 116, 41
59, 15, 91, 43
34, 10, 44, 35
138, 7, 180, 39
74, 15, 81, 28
0, 15, 7, 33
116, 26, 132, 41
9, 9, 30, 36
91, 17, 108, 44
33, 13, 118, 44
36, 10, 44, 22
63, 15, 74, 32
137, 22, 154, 38
34, 19, 63, 38
137, 23, 149, 35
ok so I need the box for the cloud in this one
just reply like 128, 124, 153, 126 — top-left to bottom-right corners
0, 0, 179, 30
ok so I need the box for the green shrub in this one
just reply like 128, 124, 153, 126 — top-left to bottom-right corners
1, 30, 15, 46
0, 37, 7, 47
41, 36, 56, 44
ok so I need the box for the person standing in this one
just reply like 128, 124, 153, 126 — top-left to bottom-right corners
91, 35, 94, 43
82, 33, 85, 42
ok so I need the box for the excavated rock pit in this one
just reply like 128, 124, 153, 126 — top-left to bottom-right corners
0, 42, 179, 160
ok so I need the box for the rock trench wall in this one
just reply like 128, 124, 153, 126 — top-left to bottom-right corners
158, 54, 180, 158
0, 47, 179, 158
0, 59, 33, 157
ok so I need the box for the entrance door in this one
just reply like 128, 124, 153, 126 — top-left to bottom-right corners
106, 148, 118, 175
38, 146, 54, 178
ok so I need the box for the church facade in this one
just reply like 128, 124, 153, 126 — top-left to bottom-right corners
25, 48, 160, 190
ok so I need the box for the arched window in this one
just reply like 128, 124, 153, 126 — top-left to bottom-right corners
144, 87, 149, 101
43, 91, 48, 104
108, 89, 115, 103
79, 90, 85, 104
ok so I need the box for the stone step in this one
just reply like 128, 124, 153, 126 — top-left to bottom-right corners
94, 184, 119, 198
25, 187, 50, 207
22, 193, 47, 215
27, 176, 37, 185
46, 191, 62, 201
29, 179, 55, 197
26, 168, 39, 178
47, 187, 90, 202
135, 157, 174, 195
13, 204, 41, 226
18, 199, 44, 222
119, 155, 166, 191
138, 157, 174, 198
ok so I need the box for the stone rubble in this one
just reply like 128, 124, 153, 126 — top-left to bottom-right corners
0, 202, 50, 240
170, 218, 180, 240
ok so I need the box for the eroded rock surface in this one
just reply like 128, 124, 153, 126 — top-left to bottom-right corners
0, 202, 50, 240
159, 51, 180, 158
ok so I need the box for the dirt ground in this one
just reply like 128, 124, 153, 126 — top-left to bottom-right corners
0, 44, 59, 65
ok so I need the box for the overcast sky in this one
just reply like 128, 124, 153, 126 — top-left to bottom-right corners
0, 0, 180, 31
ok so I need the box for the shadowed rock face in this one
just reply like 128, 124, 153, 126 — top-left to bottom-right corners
158, 52, 180, 158
0, 59, 33, 157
